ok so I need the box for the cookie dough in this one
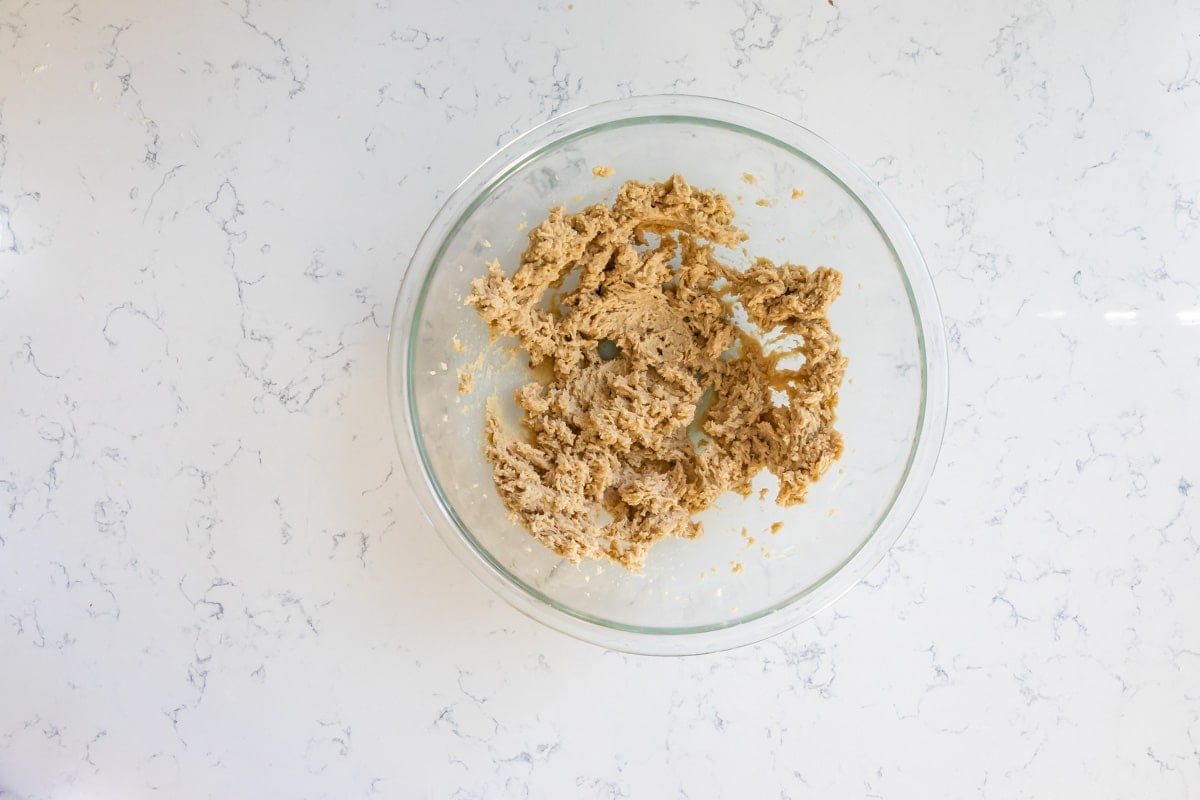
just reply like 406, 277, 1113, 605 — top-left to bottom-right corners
467, 174, 845, 571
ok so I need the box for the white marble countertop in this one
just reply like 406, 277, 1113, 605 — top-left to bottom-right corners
2, 0, 1198, 797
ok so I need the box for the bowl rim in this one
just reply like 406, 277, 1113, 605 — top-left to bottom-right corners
388, 94, 948, 656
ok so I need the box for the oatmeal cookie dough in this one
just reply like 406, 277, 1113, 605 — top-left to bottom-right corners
467, 174, 846, 571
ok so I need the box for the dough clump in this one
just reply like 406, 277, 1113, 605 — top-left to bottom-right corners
467, 175, 845, 571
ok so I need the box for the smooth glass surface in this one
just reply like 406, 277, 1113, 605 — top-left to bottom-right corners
389, 96, 947, 654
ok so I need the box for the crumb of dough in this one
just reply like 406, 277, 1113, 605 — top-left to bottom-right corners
731, 562, 744, 574
517, 221, 528, 232
740, 527, 749, 538
758, 487, 769, 500
482, 239, 491, 248
741, 172, 757, 184
791, 188, 805, 200
466, 174, 846, 571
699, 571, 707, 580
770, 522, 784, 535
747, 536, 755, 545
452, 337, 466, 354
457, 351, 485, 394
828, 508, 836, 517
755, 198, 773, 207
592, 165, 614, 178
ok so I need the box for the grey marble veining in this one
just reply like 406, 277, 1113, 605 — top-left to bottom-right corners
1, 0, 1198, 797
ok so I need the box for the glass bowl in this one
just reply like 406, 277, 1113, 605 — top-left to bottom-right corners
388, 95, 947, 655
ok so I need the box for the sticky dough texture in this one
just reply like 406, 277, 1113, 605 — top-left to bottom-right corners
467, 175, 846, 571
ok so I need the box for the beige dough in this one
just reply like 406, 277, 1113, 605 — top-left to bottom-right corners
467, 175, 846, 571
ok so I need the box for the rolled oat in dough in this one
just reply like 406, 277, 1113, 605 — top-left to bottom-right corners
467, 174, 845, 571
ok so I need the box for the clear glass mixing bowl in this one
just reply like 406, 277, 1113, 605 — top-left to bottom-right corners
388, 95, 947, 655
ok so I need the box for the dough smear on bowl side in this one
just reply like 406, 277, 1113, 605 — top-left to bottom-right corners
466, 174, 846, 572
